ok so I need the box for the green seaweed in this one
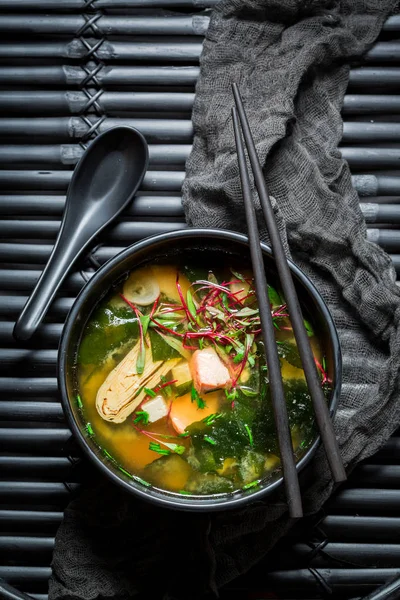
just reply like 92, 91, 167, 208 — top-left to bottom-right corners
78, 303, 139, 365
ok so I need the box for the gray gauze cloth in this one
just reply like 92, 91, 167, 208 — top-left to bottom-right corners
50, 1, 400, 599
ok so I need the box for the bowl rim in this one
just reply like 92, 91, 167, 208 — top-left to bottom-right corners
58, 227, 342, 511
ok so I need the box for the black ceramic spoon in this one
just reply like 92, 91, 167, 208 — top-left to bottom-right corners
13, 126, 149, 342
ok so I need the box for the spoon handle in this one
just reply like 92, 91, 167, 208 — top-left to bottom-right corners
13, 215, 94, 342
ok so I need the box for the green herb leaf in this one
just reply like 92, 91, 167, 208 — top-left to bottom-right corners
140, 315, 150, 337
247, 355, 255, 367
186, 289, 197, 321
235, 307, 259, 317
304, 319, 314, 337
160, 375, 173, 398
233, 350, 244, 364
268, 286, 281, 308
231, 269, 246, 283
225, 388, 238, 401
154, 329, 192, 361
134, 410, 150, 425
191, 385, 206, 409
239, 387, 258, 398
136, 343, 146, 375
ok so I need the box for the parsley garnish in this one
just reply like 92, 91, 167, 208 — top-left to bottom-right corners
191, 386, 206, 409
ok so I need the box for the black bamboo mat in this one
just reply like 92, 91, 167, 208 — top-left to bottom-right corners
0, 2, 400, 599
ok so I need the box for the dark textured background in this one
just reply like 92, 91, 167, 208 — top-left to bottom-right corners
0, 1, 400, 598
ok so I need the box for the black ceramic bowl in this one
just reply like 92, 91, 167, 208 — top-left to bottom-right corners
58, 229, 341, 511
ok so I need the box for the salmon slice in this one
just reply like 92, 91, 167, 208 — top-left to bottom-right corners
190, 347, 231, 395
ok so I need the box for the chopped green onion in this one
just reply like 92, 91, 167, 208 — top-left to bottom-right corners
202, 413, 222, 426
76, 395, 83, 409
204, 435, 216, 445
133, 410, 150, 425
179, 490, 192, 495
242, 479, 260, 490
133, 475, 151, 487
118, 466, 133, 478
143, 387, 156, 398
178, 431, 190, 438
102, 449, 115, 461
149, 442, 171, 456
322, 356, 327, 371
85, 423, 94, 436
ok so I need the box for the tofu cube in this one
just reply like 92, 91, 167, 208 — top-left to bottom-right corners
190, 347, 231, 394
142, 395, 169, 423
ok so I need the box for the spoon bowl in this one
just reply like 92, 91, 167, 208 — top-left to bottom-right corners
13, 126, 149, 342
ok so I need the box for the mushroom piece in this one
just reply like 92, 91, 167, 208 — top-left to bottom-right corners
96, 340, 179, 423
122, 268, 160, 306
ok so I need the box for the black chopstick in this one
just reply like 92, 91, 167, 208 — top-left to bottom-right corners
232, 83, 346, 484
232, 107, 303, 519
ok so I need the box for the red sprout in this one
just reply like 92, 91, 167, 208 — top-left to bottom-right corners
314, 358, 331, 385
149, 295, 161, 319
154, 379, 178, 394
150, 317, 185, 337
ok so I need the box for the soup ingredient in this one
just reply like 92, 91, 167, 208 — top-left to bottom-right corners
169, 390, 220, 434
141, 395, 168, 424
190, 347, 231, 394
123, 267, 160, 306
77, 261, 329, 497
95, 340, 179, 423
171, 361, 192, 396
144, 454, 192, 492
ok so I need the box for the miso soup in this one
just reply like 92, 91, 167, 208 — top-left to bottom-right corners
76, 261, 330, 496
